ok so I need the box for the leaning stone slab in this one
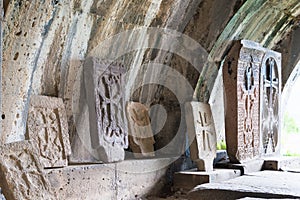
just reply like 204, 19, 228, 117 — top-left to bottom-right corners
126, 102, 155, 158
185, 102, 217, 171
83, 57, 128, 163
27, 95, 71, 168
0, 141, 55, 200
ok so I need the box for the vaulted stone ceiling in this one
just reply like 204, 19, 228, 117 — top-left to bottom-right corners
1, 0, 300, 149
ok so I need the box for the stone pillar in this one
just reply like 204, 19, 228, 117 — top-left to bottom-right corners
185, 102, 217, 171
223, 40, 281, 163
83, 57, 128, 163
126, 102, 155, 158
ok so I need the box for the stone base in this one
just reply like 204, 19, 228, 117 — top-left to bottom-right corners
215, 159, 264, 174
47, 157, 176, 199
263, 156, 300, 171
188, 171, 300, 199
173, 168, 241, 192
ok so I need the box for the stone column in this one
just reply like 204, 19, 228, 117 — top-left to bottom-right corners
185, 102, 217, 171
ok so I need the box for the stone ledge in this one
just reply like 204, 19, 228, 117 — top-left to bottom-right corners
46, 157, 177, 199
173, 168, 241, 192
215, 159, 264, 174
263, 156, 300, 171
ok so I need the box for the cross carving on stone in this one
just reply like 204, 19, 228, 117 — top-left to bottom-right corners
196, 111, 214, 152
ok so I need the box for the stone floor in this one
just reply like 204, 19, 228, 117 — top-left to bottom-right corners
148, 170, 300, 200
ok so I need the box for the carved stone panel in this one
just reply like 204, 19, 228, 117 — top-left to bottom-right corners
126, 102, 155, 158
223, 40, 262, 163
261, 53, 281, 155
185, 102, 217, 171
84, 57, 128, 163
27, 95, 71, 168
0, 141, 55, 200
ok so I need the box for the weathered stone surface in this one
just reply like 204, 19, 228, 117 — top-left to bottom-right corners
188, 171, 300, 199
27, 95, 71, 168
126, 102, 155, 158
185, 102, 217, 171
263, 156, 300, 171
0, 188, 5, 200
46, 157, 174, 200
0, 141, 55, 200
80, 57, 128, 163
260, 51, 281, 155
173, 168, 241, 192
223, 40, 262, 163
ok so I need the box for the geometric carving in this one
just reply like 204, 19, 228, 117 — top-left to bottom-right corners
0, 141, 55, 199
261, 53, 281, 155
223, 40, 262, 163
126, 102, 155, 158
27, 95, 71, 168
185, 102, 217, 171
84, 57, 128, 163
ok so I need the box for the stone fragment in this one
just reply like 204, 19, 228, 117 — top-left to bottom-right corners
126, 102, 155, 158
185, 102, 217, 171
0, 188, 5, 200
27, 95, 71, 168
223, 40, 261, 163
260, 52, 281, 155
0, 141, 55, 200
83, 57, 128, 163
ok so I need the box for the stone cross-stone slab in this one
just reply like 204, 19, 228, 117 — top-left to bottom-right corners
185, 102, 217, 171
84, 57, 128, 163
260, 52, 281, 155
27, 95, 71, 168
0, 141, 55, 199
126, 102, 155, 158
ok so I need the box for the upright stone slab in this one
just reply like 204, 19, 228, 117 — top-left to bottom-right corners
0, 141, 55, 200
84, 57, 128, 163
27, 95, 71, 168
126, 102, 155, 158
260, 52, 281, 155
223, 40, 260, 163
185, 102, 217, 171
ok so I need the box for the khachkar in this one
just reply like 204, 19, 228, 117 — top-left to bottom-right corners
0, 141, 55, 199
126, 102, 155, 158
223, 40, 281, 163
185, 102, 217, 171
84, 57, 128, 163
261, 51, 281, 155
27, 95, 71, 168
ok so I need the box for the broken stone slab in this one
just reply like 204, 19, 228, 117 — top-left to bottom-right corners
185, 102, 217, 171
83, 57, 128, 163
0, 141, 56, 200
215, 159, 264, 175
27, 95, 71, 168
188, 171, 300, 199
263, 156, 300, 171
223, 40, 262, 163
173, 168, 241, 193
126, 102, 155, 158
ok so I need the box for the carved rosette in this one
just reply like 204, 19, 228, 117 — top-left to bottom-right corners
84, 57, 128, 163
126, 102, 155, 158
27, 95, 71, 168
185, 102, 217, 171
260, 53, 281, 155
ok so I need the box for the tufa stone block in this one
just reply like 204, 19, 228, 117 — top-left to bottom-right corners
27, 95, 71, 168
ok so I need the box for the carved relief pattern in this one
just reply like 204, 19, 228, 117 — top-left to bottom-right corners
27, 95, 71, 168
261, 57, 280, 154
0, 141, 55, 199
126, 102, 155, 158
95, 63, 128, 148
237, 59, 260, 161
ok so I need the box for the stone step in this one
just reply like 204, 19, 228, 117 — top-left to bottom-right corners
187, 171, 300, 199
263, 156, 300, 171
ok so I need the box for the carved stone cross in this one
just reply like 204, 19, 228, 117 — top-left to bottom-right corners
185, 102, 217, 171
